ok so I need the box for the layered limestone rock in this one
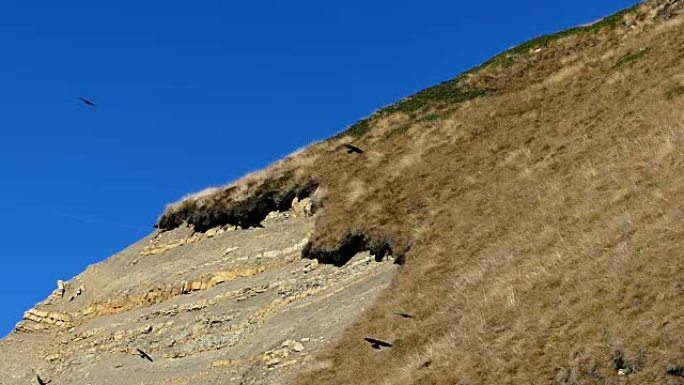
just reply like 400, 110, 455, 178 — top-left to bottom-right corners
0, 209, 396, 385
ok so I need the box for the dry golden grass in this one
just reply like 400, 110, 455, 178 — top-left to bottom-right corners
292, 5, 684, 384
158, 1, 684, 383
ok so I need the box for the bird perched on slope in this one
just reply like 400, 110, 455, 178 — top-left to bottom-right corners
343, 144, 364, 154
364, 337, 392, 350
136, 348, 154, 362
31, 369, 51, 385
394, 311, 414, 319
666, 365, 684, 377
78, 97, 97, 108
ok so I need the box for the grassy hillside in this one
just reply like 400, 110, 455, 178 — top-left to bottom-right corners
158, 1, 684, 383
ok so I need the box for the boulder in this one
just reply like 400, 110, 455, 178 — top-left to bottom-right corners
291, 197, 313, 218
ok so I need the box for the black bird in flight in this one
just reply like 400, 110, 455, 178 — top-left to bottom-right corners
136, 348, 154, 362
31, 368, 51, 385
343, 144, 364, 154
78, 97, 97, 108
394, 311, 414, 319
364, 337, 393, 350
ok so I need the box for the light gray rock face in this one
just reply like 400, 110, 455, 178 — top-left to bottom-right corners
0, 213, 397, 385
290, 197, 314, 218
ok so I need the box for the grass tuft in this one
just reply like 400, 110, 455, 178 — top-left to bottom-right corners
615, 48, 650, 68
386, 123, 412, 138
665, 85, 684, 99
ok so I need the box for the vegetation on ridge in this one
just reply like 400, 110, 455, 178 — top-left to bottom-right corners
478, 3, 641, 70
338, 3, 642, 139
339, 77, 489, 138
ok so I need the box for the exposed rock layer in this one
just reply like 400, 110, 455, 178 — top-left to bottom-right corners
0, 210, 396, 385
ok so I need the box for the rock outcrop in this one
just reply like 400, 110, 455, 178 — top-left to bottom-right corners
0, 208, 396, 385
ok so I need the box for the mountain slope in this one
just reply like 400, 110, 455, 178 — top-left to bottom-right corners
4, 1, 684, 384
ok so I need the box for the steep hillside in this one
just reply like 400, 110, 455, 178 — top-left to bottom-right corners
4, 0, 684, 384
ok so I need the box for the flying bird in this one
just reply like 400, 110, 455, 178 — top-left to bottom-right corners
394, 311, 414, 319
136, 348, 154, 362
343, 144, 364, 154
364, 337, 393, 350
79, 97, 97, 108
31, 368, 51, 385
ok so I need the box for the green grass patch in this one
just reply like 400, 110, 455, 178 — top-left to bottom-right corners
615, 48, 650, 68
336, 118, 372, 139
474, 3, 640, 70
336, 3, 640, 139
381, 78, 488, 117
418, 113, 441, 123
386, 123, 412, 138
339, 79, 487, 138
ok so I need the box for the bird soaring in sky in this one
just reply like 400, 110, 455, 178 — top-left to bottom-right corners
364, 337, 392, 350
78, 97, 96, 108
343, 144, 364, 154
136, 348, 154, 362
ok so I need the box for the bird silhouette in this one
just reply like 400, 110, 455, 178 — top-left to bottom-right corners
136, 348, 154, 362
343, 144, 364, 154
394, 311, 414, 319
666, 365, 684, 377
31, 368, 52, 385
364, 337, 392, 350
79, 97, 96, 108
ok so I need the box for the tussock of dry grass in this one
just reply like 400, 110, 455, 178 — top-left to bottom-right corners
158, 140, 331, 230
157, 1, 684, 383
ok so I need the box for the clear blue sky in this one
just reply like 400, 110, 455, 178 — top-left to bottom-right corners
0, 0, 638, 336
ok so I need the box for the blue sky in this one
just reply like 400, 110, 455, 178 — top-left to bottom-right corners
0, 0, 639, 336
